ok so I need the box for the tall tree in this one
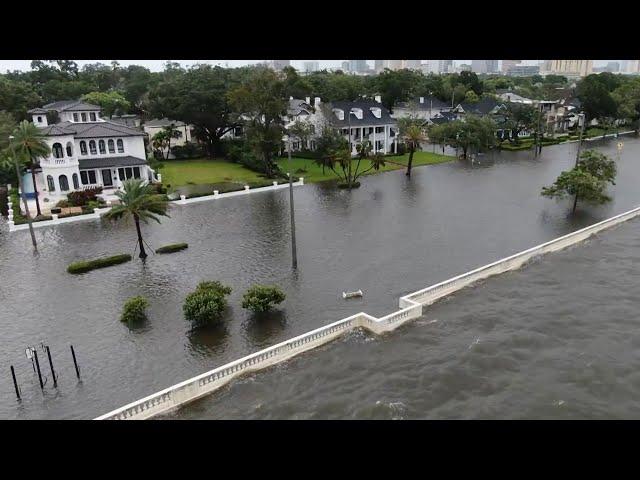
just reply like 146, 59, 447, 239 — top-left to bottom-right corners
541, 150, 616, 213
149, 64, 240, 158
0, 77, 42, 120
228, 67, 287, 178
10, 120, 50, 217
398, 117, 427, 178
152, 124, 182, 159
430, 116, 497, 159
81, 91, 131, 118
105, 179, 170, 259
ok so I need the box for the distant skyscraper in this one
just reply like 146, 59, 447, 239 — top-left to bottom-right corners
542, 60, 593, 78
270, 60, 290, 71
349, 60, 369, 73
385, 60, 404, 70
626, 60, 640, 73
303, 61, 319, 73
374, 60, 385, 73
341, 61, 350, 72
471, 60, 499, 74
502, 60, 521, 73
405, 60, 422, 70
605, 61, 620, 72
436, 60, 453, 73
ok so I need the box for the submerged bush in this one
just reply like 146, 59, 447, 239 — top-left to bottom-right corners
242, 285, 286, 313
121, 296, 149, 323
67, 254, 132, 274
183, 281, 232, 325
155, 243, 189, 254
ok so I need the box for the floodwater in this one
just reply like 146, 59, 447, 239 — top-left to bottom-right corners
173, 213, 640, 419
0, 136, 639, 419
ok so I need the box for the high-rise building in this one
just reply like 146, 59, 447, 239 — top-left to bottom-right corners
471, 60, 499, 74
434, 60, 453, 74
605, 61, 620, 72
374, 60, 385, 73
506, 65, 540, 77
303, 61, 319, 73
405, 60, 422, 70
341, 61, 350, 72
270, 60, 291, 71
626, 60, 640, 73
542, 60, 593, 78
502, 60, 521, 73
349, 60, 369, 73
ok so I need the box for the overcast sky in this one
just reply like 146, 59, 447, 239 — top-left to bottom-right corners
0, 59, 616, 73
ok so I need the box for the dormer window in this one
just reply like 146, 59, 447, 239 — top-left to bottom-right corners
81, 113, 87, 122
37, 116, 42, 123
351, 108, 363, 120
370, 107, 382, 119
73, 113, 79, 122
90, 112, 96, 121
333, 108, 344, 120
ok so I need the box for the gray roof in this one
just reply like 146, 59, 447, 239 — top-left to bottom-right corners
79, 156, 147, 169
144, 118, 187, 128
458, 97, 504, 115
323, 100, 396, 127
395, 96, 449, 111
38, 121, 145, 138
288, 99, 313, 117
43, 100, 102, 112
27, 107, 49, 114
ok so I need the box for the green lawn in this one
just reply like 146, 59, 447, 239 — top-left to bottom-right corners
161, 151, 453, 188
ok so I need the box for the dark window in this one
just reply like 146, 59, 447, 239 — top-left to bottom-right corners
47, 175, 55, 191
66, 142, 73, 157
59, 175, 69, 191
99, 140, 106, 154
108, 139, 115, 153
125, 167, 133, 179
81, 113, 87, 122
73, 113, 79, 122
89, 140, 97, 155
90, 112, 96, 121
80, 171, 89, 185
88, 171, 97, 184
133, 167, 141, 179
72, 173, 79, 189
37, 116, 42, 123
118, 168, 125, 181
52, 143, 64, 158
117, 139, 124, 153
80, 141, 87, 155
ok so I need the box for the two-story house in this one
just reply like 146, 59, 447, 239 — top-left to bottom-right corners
28, 100, 155, 199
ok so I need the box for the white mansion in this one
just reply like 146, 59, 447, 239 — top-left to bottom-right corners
28, 100, 155, 197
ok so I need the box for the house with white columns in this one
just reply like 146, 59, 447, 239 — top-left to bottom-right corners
27, 100, 156, 203
285, 96, 398, 155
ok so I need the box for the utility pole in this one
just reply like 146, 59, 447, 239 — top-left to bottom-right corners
9, 136, 37, 250
347, 110, 352, 189
287, 137, 297, 270
574, 112, 586, 167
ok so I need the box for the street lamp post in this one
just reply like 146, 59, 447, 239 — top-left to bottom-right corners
287, 136, 297, 270
347, 109, 352, 189
9, 136, 37, 249
575, 112, 586, 167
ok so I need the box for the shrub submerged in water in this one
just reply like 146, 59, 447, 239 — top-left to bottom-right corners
183, 281, 232, 325
67, 254, 132, 274
155, 243, 188, 254
121, 296, 149, 323
241, 285, 286, 313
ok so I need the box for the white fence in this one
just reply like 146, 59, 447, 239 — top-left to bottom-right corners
96, 204, 640, 420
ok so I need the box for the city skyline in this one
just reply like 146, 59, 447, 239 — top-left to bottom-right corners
0, 59, 625, 74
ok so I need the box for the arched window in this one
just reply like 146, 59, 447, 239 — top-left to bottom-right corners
80, 141, 87, 155
117, 139, 124, 153
108, 139, 115, 153
72, 173, 79, 190
59, 175, 69, 191
90, 112, 96, 121
66, 142, 73, 157
89, 140, 97, 155
47, 175, 55, 191
52, 143, 64, 158
99, 140, 106, 154
37, 116, 42, 123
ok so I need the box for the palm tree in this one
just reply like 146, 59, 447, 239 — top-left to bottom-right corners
399, 120, 427, 178
11, 121, 50, 217
105, 179, 170, 259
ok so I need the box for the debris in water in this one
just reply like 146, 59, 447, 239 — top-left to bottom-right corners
343, 289, 363, 299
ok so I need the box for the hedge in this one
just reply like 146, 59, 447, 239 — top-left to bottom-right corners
156, 243, 189, 254
67, 254, 132, 274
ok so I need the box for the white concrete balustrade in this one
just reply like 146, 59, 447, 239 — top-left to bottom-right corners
96, 204, 640, 420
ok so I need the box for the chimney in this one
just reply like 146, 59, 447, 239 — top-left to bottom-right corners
305, 96, 311, 104
374, 95, 382, 103
419, 97, 424, 104
314, 97, 321, 107
289, 96, 294, 100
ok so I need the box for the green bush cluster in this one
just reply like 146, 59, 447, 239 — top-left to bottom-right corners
120, 296, 149, 323
155, 243, 189, 254
67, 254, 132, 274
241, 285, 286, 313
183, 281, 232, 325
